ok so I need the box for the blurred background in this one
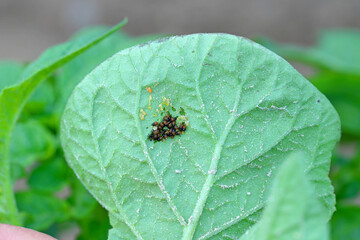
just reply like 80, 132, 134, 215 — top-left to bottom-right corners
1, 0, 360, 240
1, 0, 360, 60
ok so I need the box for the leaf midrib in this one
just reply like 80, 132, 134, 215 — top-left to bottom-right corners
180, 37, 246, 239
130, 45, 187, 229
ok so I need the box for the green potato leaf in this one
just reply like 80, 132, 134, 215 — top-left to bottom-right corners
0, 19, 127, 224
61, 34, 340, 239
239, 152, 329, 240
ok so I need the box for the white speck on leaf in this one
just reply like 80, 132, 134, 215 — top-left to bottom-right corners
208, 170, 217, 175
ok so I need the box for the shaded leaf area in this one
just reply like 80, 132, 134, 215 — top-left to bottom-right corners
28, 157, 69, 193
329, 145, 360, 240
331, 148, 360, 200
61, 34, 339, 239
76, 202, 111, 240
15, 191, 69, 231
2, 27, 164, 238
255, 29, 360, 137
239, 152, 328, 240
10, 120, 56, 181
331, 204, 360, 240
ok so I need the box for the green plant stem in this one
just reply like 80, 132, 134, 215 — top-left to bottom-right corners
1, 140, 20, 225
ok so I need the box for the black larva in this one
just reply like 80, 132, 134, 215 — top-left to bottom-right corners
148, 114, 187, 142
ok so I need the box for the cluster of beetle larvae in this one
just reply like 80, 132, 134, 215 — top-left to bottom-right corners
148, 114, 187, 142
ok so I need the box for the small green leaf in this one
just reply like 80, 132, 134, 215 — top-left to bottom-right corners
10, 120, 56, 180
61, 33, 340, 239
239, 152, 329, 240
15, 191, 69, 231
0, 19, 127, 224
28, 157, 69, 193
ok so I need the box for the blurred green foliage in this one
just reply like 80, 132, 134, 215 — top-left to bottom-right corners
256, 29, 360, 240
0, 28, 164, 239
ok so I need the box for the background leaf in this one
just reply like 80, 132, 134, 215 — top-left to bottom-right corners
255, 29, 360, 76
61, 33, 340, 239
10, 120, 56, 181
329, 146, 360, 240
28, 157, 69, 193
330, 204, 360, 240
15, 191, 69, 231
